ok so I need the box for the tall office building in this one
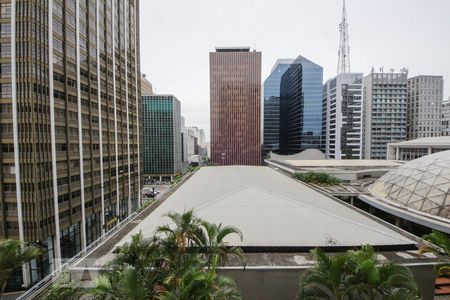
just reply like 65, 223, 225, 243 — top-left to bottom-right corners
442, 98, 450, 136
210, 47, 261, 165
407, 75, 444, 139
323, 73, 363, 159
362, 71, 408, 159
263, 59, 294, 156
0, 0, 141, 285
279, 56, 323, 154
141, 74, 154, 95
142, 95, 182, 178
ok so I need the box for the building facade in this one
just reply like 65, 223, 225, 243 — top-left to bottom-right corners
263, 59, 294, 156
0, 0, 142, 285
406, 75, 443, 139
210, 47, 261, 165
141, 74, 154, 95
323, 73, 363, 159
362, 71, 408, 159
142, 95, 182, 178
279, 56, 323, 154
441, 98, 450, 136
387, 137, 450, 161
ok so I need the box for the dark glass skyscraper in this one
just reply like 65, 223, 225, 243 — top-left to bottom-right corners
263, 59, 294, 156
142, 95, 182, 177
279, 56, 323, 154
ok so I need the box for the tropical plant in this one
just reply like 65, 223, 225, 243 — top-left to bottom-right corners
81, 210, 243, 299
197, 221, 245, 267
298, 245, 421, 300
420, 230, 450, 276
0, 239, 42, 296
293, 171, 342, 186
42, 272, 80, 300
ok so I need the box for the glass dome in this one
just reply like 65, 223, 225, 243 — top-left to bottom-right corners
370, 150, 450, 219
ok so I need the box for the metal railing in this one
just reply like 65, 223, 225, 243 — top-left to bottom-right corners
17, 171, 194, 300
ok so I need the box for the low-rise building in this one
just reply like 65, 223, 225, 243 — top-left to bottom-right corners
386, 136, 450, 161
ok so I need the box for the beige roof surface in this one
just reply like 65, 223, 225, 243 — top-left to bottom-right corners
114, 166, 414, 250
388, 136, 450, 147
285, 160, 402, 168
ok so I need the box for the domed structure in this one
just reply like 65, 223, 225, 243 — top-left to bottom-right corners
370, 150, 450, 220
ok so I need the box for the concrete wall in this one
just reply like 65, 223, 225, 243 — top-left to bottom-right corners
219, 264, 436, 300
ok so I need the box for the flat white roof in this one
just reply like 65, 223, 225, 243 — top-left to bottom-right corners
284, 160, 402, 168
113, 166, 414, 251
388, 136, 450, 147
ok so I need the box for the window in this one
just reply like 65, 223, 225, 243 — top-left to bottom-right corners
0, 84, 12, 98
0, 23, 11, 38
0, 63, 11, 78
0, 43, 11, 58
0, 3, 10, 18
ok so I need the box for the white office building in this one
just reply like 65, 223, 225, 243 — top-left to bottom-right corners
323, 73, 363, 159
362, 71, 408, 159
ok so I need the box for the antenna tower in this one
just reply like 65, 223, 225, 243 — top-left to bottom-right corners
337, 0, 350, 74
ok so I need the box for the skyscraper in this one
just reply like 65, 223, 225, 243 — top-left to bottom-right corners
323, 73, 363, 159
407, 75, 444, 139
0, 0, 141, 285
363, 71, 408, 159
279, 56, 323, 154
210, 47, 261, 165
263, 59, 294, 156
142, 95, 182, 179
442, 98, 450, 136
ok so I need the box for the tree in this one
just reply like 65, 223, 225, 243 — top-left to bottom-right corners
293, 171, 342, 186
87, 267, 149, 300
420, 230, 450, 276
42, 272, 80, 300
80, 210, 244, 299
0, 239, 42, 296
298, 245, 421, 300
197, 221, 245, 267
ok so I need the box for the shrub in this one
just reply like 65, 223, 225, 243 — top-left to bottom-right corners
293, 171, 342, 186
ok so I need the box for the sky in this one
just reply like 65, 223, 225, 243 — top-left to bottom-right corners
139, 0, 450, 142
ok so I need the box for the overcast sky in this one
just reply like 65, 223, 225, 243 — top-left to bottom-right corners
139, 0, 450, 141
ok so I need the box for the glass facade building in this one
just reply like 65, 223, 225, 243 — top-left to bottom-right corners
142, 95, 182, 176
0, 0, 142, 287
279, 56, 323, 154
263, 59, 293, 156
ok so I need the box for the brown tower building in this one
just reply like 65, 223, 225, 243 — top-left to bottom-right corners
210, 47, 261, 166
0, 0, 142, 285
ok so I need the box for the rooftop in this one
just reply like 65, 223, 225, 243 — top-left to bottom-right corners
72, 166, 420, 268
388, 136, 450, 147
215, 47, 251, 52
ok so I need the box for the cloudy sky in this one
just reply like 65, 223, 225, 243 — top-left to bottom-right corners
139, 0, 450, 141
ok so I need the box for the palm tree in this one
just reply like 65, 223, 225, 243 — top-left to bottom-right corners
87, 267, 149, 300
198, 221, 245, 267
420, 230, 450, 276
160, 255, 241, 300
156, 210, 203, 255
43, 272, 79, 300
299, 245, 421, 300
0, 239, 42, 295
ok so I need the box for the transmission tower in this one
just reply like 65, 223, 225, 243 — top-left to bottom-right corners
337, 0, 350, 74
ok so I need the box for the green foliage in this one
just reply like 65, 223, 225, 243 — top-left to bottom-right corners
299, 245, 421, 300
293, 171, 342, 186
42, 272, 79, 300
83, 210, 244, 299
420, 230, 450, 276
0, 239, 42, 296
